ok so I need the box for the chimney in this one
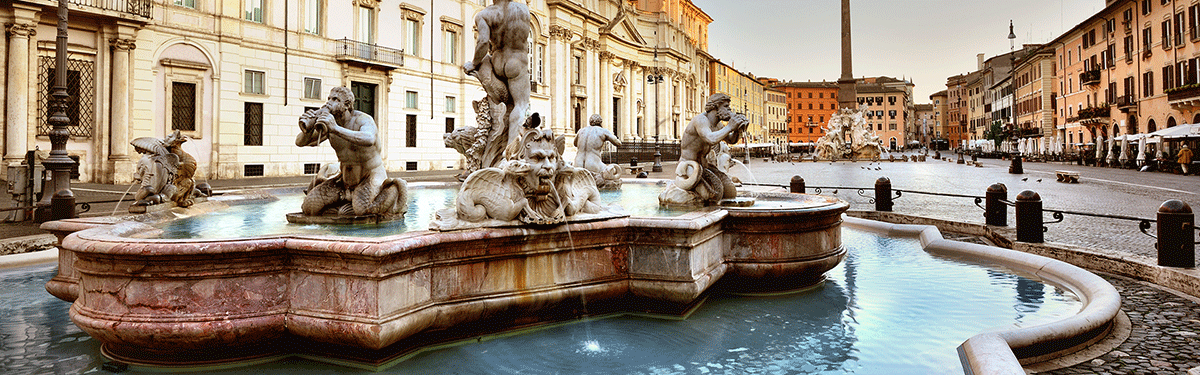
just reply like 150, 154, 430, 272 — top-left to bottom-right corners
977, 53, 985, 71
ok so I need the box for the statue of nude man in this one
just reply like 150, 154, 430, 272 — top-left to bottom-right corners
296, 86, 397, 216
574, 114, 622, 174
464, 0, 532, 168
670, 93, 748, 203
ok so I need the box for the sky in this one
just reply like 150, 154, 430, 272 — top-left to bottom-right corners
690, 0, 1104, 101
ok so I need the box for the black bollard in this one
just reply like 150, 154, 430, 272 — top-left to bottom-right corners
50, 189, 76, 220
1157, 200, 1195, 268
1010, 153, 1024, 174
630, 157, 638, 167
985, 183, 1007, 226
957, 152, 965, 164
1015, 190, 1043, 243
790, 176, 805, 194
875, 177, 893, 212
652, 144, 663, 172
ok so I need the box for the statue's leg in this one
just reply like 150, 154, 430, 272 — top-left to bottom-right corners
506, 71, 532, 150
351, 171, 387, 216
302, 179, 342, 215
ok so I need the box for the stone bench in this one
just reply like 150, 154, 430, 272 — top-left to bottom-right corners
1056, 170, 1080, 183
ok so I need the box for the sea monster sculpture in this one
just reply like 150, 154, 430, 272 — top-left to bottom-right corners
129, 130, 204, 209
431, 126, 621, 231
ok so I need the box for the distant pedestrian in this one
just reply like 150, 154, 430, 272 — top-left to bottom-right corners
1178, 145, 1193, 175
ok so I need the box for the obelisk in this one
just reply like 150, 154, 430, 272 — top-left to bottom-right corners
836, 0, 857, 109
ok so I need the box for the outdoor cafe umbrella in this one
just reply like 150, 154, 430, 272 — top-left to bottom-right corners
1096, 136, 1106, 160
1113, 134, 1123, 163
1137, 135, 1147, 167
1106, 137, 1116, 164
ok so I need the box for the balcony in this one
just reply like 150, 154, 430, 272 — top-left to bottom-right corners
1073, 104, 1110, 125
1167, 84, 1200, 110
1080, 69, 1101, 86
1115, 95, 1137, 113
69, 0, 152, 18
333, 39, 403, 69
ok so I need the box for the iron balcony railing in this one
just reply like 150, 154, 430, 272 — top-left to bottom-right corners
333, 39, 404, 68
1080, 69, 1101, 86
69, 0, 153, 18
1167, 84, 1200, 102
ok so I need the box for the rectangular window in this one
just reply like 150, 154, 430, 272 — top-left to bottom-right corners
303, 77, 321, 99
445, 117, 455, 134
174, 0, 195, 8
1124, 35, 1133, 59
444, 29, 458, 64
445, 96, 456, 112
304, 0, 321, 34
358, 6, 375, 44
244, 164, 264, 177
172, 82, 196, 131
1164, 65, 1174, 90
244, 0, 263, 23
1143, 0, 1151, 15
406, 114, 417, 147
244, 70, 265, 94
1143, 71, 1155, 97
406, 91, 418, 109
1192, 4, 1200, 40
537, 44, 545, 84
1143, 27, 1152, 54
1176, 12, 1186, 46
244, 102, 263, 146
1162, 20, 1171, 49
572, 53, 583, 85
406, 19, 421, 56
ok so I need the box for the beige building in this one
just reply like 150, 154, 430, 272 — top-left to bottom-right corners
764, 86, 786, 146
929, 89, 948, 142
855, 77, 913, 150
710, 59, 764, 143
0, 0, 715, 183
1013, 45, 1057, 145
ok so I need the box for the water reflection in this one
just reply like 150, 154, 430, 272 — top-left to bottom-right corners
5, 228, 1082, 374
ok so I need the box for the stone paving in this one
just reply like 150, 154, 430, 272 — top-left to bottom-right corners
1042, 273, 1200, 374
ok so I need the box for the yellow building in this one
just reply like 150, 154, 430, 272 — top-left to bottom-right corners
710, 60, 765, 144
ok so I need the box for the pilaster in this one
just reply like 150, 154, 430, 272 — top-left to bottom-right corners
5, 21, 37, 166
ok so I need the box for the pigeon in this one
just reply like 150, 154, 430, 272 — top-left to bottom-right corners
831, 189, 838, 195
1036, 179, 1042, 183
1021, 177, 1028, 181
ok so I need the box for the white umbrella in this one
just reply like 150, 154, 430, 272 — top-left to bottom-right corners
1113, 134, 1123, 163
1096, 136, 1105, 160
1137, 135, 1147, 167
1107, 137, 1117, 164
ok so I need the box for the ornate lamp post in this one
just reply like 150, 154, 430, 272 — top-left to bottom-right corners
1008, 20, 1023, 174
36, 0, 77, 221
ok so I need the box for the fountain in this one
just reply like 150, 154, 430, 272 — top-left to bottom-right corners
40, 4, 847, 367
814, 105, 887, 161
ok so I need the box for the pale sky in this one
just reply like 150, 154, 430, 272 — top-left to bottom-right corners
691, 0, 1103, 102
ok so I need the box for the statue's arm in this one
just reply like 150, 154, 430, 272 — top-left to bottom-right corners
465, 16, 491, 73
328, 116, 378, 147
604, 130, 622, 146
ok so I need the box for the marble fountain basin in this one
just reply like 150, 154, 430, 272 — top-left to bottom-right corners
41, 181, 849, 366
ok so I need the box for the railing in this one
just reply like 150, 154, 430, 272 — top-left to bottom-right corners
753, 177, 1199, 267
1115, 95, 1137, 109
1080, 69, 1101, 86
333, 39, 404, 68
601, 140, 681, 165
69, 0, 153, 18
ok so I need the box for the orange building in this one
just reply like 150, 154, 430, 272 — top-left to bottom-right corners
771, 81, 839, 144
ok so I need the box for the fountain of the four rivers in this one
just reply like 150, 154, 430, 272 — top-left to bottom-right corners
23, 1, 1121, 374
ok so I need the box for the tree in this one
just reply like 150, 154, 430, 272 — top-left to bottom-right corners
983, 120, 1009, 150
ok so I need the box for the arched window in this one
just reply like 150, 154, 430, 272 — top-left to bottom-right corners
1168, 117, 1177, 128
1148, 119, 1158, 133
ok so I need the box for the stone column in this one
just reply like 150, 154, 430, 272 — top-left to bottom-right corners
5, 22, 36, 166
109, 38, 136, 162
622, 62, 635, 140
599, 52, 612, 132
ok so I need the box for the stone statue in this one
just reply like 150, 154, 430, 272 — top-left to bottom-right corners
293, 87, 407, 221
129, 130, 205, 210
431, 126, 622, 231
574, 114, 623, 189
814, 105, 884, 161
659, 93, 748, 206
464, 0, 532, 169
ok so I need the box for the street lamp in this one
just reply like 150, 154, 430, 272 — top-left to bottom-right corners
1008, 20, 1023, 174
36, 0, 77, 221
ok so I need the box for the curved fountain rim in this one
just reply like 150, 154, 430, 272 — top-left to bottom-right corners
841, 216, 1121, 374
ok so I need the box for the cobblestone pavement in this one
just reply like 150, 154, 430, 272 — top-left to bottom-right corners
1041, 273, 1200, 374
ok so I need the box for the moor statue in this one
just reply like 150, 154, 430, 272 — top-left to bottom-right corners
659, 93, 748, 207
574, 114, 623, 189
130, 130, 205, 210
463, 0, 533, 169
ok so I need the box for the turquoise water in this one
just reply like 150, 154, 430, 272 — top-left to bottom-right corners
157, 183, 687, 239
2, 228, 1082, 374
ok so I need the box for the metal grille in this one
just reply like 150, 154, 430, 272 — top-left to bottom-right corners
244, 102, 263, 146
38, 56, 95, 138
171, 82, 196, 131
244, 164, 264, 177
303, 163, 320, 174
